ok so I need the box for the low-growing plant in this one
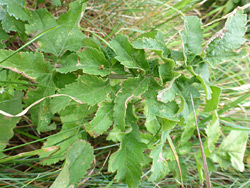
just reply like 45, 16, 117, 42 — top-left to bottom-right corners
0, 1, 249, 187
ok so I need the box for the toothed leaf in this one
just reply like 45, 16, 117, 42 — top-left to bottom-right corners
25, 1, 86, 56
51, 140, 94, 188
205, 10, 247, 67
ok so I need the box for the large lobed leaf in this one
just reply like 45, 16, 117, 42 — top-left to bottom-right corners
0, 92, 23, 158
188, 63, 212, 100
204, 86, 221, 112
39, 124, 81, 165
50, 140, 94, 188
110, 34, 149, 71
204, 9, 247, 67
149, 130, 169, 181
108, 124, 146, 188
157, 76, 200, 121
0, 0, 28, 35
40, 102, 94, 165
132, 31, 170, 58
25, 1, 86, 56
0, 50, 55, 133
58, 74, 111, 106
180, 16, 203, 64
85, 102, 114, 138
114, 77, 148, 131
0, 50, 53, 80
210, 130, 248, 172
143, 78, 180, 133
0, 0, 29, 21
77, 47, 111, 76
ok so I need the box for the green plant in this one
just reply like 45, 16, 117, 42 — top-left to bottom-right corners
0, 1, 249, 187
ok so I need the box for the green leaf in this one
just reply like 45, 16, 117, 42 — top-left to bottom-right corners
220, 130, 248, 172
143, 78, 179, 124
40, 103, 93, 164
205, 111, 220, 155
195, 155, 216, 184
157, 83, 176, 104
53, 72, 77, 89
114, 77, 148, 131
170, 49, 185, 61
0, 7, 26, 33
0, 92, 23, 158
157, 71, 181, 102
145, 118, 160, 135
85, 102, 113, 138
110, 34, 149, 71
188, 63, 212, 99
50, 81, 92, 115
50, 96, 72, 114
204, 86, 221, 112
56, 53, 79, 74
57, 47, 111, 76
180, 16, 203, 64
0, 50, 53, 80
211, 130, 248, 172
149, 130, 169, 181
0, 25, 9, 49
106, 126, 120, 143
58, 74, 111, 106
177, 113, 194, 155
161, 118, 177, 131
132, 31, 169, 57
25, 8, 57, 34
194, 154, 205, 184
108, 124, 146, 188
25, 76, 56, 133
178, 113, 196, 152
25, 1, 86, 56
157, 77, 200, 120
39, 124, 81, 165
77, 48, 111, 76
0, 70, 28, 96
59, 102, 92, 125
132, 31, 175, 84
0, 0, 29, 21
158, 60, 178, 84
50, 140, 94, 188
204, 9, 247, 67
132, 37, 166, 52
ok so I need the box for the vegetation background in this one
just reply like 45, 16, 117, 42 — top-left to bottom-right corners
0, 0, 249, 187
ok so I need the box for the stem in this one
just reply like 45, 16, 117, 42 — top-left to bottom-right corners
190, 94, 211, 188
109, 73, 153, 79
108, 74, 134, 79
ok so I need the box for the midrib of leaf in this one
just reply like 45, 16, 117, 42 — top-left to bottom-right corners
58, 23, 77, 56
58, 2, 85, 56
124, 140, 141, 185
130, 77, 147, 95
36, 13, 58, 55
86, 82, 109, 96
